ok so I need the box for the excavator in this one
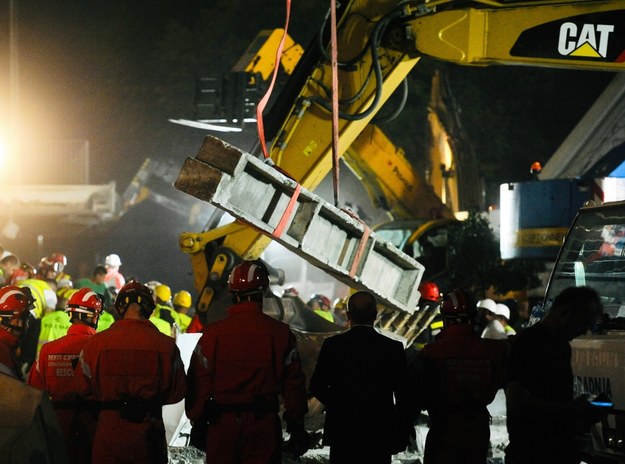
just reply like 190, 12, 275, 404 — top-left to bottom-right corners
170, 1, 625, 459
175, 0, 624, 330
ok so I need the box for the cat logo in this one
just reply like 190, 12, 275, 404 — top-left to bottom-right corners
558, 22, 614, 58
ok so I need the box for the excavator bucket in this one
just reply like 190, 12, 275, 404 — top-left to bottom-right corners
175, 135, 424, 314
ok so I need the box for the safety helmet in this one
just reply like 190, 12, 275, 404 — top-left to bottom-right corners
173, 290, 192, 309
308, 294, 331, 310
66, 288, 104, 328
154, 284, 172, 303
105, 254, 122, 267
419, 281, 441, 303
493, 303, 511, 320
228, 260, 269, 295
38, 253, 67, 275
49, 253, 67, 271
477, 298, 497, 314
0, 285, 35, 335
115, 280, 155, 317
440, 288, 476, 321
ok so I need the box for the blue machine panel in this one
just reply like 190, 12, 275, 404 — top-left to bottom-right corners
500, 179, 592, 260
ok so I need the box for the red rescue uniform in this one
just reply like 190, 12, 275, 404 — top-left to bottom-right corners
186, 300, 308, 463
28, 323, 97, 464
75, 319, 186, 464
415, 324, 509, 464
186, 314, 204, 334
0, 329, 20, 378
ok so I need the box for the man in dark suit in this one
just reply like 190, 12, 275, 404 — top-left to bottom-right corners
309, 290, 413, 463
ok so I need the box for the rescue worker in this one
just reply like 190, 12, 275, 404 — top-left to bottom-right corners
28, 288, 104, 464
0, 285, 35, 378
103, 253, 125, 291
493, 303, 516, 338
38, 253, 71, 284
173, 290, 193, 332
144, 281, 173, 336
17, 278, 58, 376
74, 265, 114, 309
186, 260, 310, 462
411, 281, 443, 350
12, 262, 37, 284
308, 293, 334, 323
411, 288, 509, 464
152, 283, 181, 330
73, 266, 116, 331
74, 280, 186, 464
0, 285, 70, 463
39, 253, 74, 305
35, 288, 76, 354
479, 298, 506, 339
0, 254, 20, 286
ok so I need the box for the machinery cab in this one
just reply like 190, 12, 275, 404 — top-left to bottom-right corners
375, 218, 456, 283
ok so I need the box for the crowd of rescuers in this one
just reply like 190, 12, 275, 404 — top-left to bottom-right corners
282, 286, 350, 328
0, 248, 610, 463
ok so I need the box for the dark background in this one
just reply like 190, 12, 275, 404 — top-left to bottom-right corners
0, 0, 615, 292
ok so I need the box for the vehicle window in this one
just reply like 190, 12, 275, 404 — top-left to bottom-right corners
547, 206, 625, 328
415, 227, 448, 279
376, 228, 412, 250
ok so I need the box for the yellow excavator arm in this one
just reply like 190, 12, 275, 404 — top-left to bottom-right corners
180, 0, 625, 314
221, 0, 625, 257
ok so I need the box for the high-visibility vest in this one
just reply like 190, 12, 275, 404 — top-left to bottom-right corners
37, 311, 71, 354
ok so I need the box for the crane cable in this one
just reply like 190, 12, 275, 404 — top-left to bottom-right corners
330, 0, 340, 207
255, 0, 292, 159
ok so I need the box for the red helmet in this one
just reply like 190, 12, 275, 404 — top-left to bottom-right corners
440, 288, 476, 320
49, 253, 67, 269
38, 253, 67, 276
228, 260, 269, 295
0, 285, 35, 335
419, 281, 441, 302
66, 288, 104, 328
115, 280, 155, 317
308, 294, 331, 309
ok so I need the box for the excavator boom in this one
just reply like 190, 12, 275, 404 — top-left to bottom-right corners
221, 0, 625, 259
177, 0, 625, 318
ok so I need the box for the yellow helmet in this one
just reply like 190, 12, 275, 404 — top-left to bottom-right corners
154, 284, 172, 303
173, 290, 192, 309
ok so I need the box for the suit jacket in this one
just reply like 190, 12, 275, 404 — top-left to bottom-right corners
309, 325, 412, 453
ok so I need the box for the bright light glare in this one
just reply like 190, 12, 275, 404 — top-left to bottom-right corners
0, 135, 7, 169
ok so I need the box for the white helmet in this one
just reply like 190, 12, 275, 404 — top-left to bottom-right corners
493, 303, 511, 320
105, 254, 122, 267
477, 298, 497, 314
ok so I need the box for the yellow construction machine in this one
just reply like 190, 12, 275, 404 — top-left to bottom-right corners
173, 4, 625, 459
176, 0, 625, 331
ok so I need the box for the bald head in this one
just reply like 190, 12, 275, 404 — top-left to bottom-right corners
347, 291, 378, 325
